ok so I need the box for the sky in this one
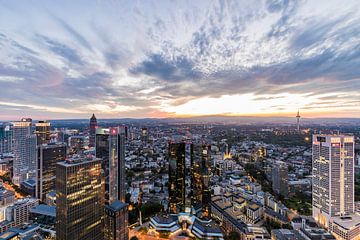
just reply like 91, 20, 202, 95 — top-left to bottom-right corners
0, 0, 359, 120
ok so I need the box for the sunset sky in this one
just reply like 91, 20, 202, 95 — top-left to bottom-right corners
0, 0, 359, 120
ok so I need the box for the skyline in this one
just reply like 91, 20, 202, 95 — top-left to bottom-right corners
1, 0, 360, 120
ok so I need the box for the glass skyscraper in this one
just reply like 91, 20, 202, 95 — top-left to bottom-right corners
35, 121, 51, 145
36, 143, 66, 201
56, 156, 104, 240
96, 126, 126, 204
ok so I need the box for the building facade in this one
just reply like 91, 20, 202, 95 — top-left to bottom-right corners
0, 123, 13, 155
272, 161, 288, 197
104, 200, 128, 240
12, 119, 37, 185
191, 144, 211, 218
56, 156, 104, 240
312, 134, 355, 226
35, 121, 51, 145
89, 114, 98, 147
36, 143, 66, 201
96, 127, 126, 204
168, 142, 186, 213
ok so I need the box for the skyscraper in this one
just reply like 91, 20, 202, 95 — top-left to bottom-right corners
104, 200, 129, 240
36, 143, 66, 201
56, 156, 104, 240
89, 113, 98, 147
0, 123, 13, 155
12, 119, 37, 185
312, 134, 354, 227
272, 161, 288, 197
168, 142, 186, 213
141, 127, 148, 142
191, 144, 211, 218
96, 127, 126, 204
35, 121, 51, 145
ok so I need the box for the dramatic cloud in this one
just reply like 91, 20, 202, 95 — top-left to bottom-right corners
0, 0, 359, 120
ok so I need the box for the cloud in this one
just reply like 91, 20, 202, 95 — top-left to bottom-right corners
0, 0, 359, 119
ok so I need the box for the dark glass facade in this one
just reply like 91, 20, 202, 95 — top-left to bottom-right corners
168, 142, 186, 213
36, 143, 66, 201
191, 144, 211, 218
104, 200, 128, 240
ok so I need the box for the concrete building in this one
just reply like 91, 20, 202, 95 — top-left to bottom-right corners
272, 161, 288, 197
12, 119, 37, 185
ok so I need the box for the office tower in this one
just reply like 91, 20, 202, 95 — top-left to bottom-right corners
0, 123, 12, 155
272, 161, 288, 197
35, 121, 50, 145
12, 119, 37, 185
168, 142, 186, 213
36, 143, 66, 201
0, 123, 13, 155
191, 144, 211, 218
296, 110, 301, 132
56, 156, 104, 240
312, 135, 354, 227
68, 135, 85, 153
141, 127, 148, 142
104, 200, 128, 240
89, 113, 98, 147
96, 127, 126, 204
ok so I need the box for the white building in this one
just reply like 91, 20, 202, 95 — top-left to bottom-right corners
312, 134, 360, 240
12, 119, 37, 185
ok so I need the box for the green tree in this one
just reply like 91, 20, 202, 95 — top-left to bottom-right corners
225, 231, 240, 240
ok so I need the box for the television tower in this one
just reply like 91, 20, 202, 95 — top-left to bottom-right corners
296, 109, 301, 132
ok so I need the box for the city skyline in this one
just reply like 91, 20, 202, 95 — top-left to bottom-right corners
1, 0, 360, 120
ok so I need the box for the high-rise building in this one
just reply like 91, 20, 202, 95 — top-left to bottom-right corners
141, 127, 148, 142
89, 114, 98, 147
168, 142, 186, 213
35, 121, 51, 145
104, 200, 128, 240
12, 119, 37, 185
272, 161, 288, 197
191, 144, 211, 218
36, 143, 66, 201
168, 142, 212, 216
56, 156, 104, 240
96, 127, 126, 204
312, 134, 354, 226
0, 123, 13, 155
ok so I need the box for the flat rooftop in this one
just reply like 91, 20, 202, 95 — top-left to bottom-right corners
331, 214, 360, 230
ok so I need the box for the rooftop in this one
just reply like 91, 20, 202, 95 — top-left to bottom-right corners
30, 204, 56, 217
331, 214, 360, 230
106, 200, 128, 212
192, 219, 222, 234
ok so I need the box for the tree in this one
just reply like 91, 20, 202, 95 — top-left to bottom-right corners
226, 231, 240, 240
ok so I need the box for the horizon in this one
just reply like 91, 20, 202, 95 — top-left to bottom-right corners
2, 114, 360, 123
1, 0, 360, 119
